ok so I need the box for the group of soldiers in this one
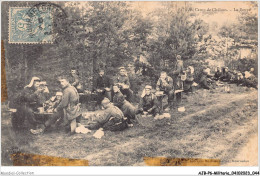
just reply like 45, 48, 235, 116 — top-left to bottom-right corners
11, 55, 257, 135
200, 66, 258, 90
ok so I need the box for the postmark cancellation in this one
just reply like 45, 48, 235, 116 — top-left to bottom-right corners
9, 6, 53, 44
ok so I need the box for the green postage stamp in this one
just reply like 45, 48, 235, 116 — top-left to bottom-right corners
9, 6, 53, 44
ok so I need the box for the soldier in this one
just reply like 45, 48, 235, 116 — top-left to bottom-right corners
214, 66, 222, 81
220, 67, 232, 82
232, 72, 244, 86
156, 71, 174, 108
134, 53, 142, 74
85, 98, 127, 131
184, 66, 195, 93
71, 68, 83, 93
199, 69, 215, 90
115, 67, 133, 102
31, 75, 81, 135
112, 85, 136, 125
139, 85, 159, 117
44, 92, 63, 112
93, 69, 113, 106
243, 71, 257, 89
12, 77, 46, 129
172, 55, 184, 104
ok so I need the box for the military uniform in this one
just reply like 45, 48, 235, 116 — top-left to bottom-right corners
13, 86, 48, 129
113, 91, 125, 108
184, 72, 194, 92
113, 91, 136, 123
139, 93, 159, 116
172, 59, 184, 104
199, 74, 215, 89
44, 97, 61, 111
71, 74, 83, 93
156, 76, 174, 105
115, 74, 133, 102
93, 75, 112, 104
233, 73, 244, 85
44, 84, 81, 129
214, 71, 222, 81
86, 104, 127, 131
172, 60, 184, 90
243, 74, 257, 88
220, 71, 232, 82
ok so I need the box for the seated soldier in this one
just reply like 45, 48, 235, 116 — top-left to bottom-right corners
115, 67, 133, 102
112, 85, 136, 125
44, 92, 63, 112
12, 77, 47, 130
93, 69, 113, 107
156, 71, 174, 108
214, 66, 222, 81
138, 85, 159, 117
85, 98, 127, 131
199, 69, 215, 90
229, 70, 238, 84
235, 72, 244, 85
243, 71, 257, 89
184, 66, 195, 93
134, 53, 142, 74
220, 67, 232, 82
38, 81, 50, 103
31, 75, 81, 135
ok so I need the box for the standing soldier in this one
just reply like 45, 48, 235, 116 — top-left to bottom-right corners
71, 68, 83, 93
172, 55, 184, 105
115, 67, 133, 102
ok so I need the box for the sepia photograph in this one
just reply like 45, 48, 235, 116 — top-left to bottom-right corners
1, 0, 258, 171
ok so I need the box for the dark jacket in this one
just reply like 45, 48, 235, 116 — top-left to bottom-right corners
220, 72, 232, 82
214, 71, 222, 80
71, 74, 80, 87
199, 74, 211, 89
87, 104, 127, 131
156, 76, 174, 91
185, 72, 194, 83
56, 84, 80, 120
172, 60, 184, 77
184, 73, 194, 91
139, 93, 158, 111
16, 87, 48, 110
115, 74, 131, 87
113, 91, 125, 108
93, 75, 112, 91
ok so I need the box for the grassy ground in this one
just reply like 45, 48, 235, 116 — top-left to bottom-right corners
1, 84, 258, 166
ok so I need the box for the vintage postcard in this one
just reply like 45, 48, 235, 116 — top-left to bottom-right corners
1, 0, 258, 173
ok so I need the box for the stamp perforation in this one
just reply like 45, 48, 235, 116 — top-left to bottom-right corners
8, 6, 54, 44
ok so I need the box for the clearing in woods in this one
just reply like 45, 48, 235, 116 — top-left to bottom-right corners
1, 84, 258, 166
